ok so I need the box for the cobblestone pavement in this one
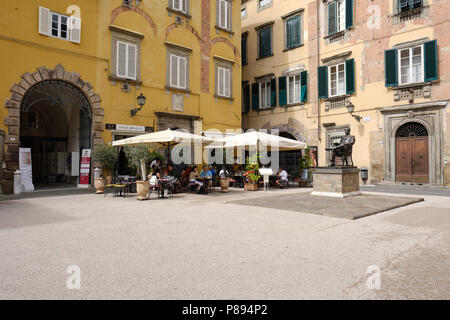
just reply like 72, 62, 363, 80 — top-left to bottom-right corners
0, 188, 449, 299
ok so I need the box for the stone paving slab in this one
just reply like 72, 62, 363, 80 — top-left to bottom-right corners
229, 193, 424, 220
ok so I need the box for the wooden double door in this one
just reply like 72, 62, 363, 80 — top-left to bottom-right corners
395, 137, 429, 183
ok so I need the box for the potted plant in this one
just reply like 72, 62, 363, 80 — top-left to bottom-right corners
244, 153, 261, 191
124, 144, 153, 200
298, 147, 312, 187
92, 144, 118, 193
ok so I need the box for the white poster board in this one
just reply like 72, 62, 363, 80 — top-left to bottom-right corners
71, 151, 80, 176
19, 148, 34, 192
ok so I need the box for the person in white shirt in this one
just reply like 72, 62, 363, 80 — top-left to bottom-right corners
275, 167, 288, 188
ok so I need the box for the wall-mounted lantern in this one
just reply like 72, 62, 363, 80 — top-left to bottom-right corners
346, 102, 361, 122
131, 93, 146, 117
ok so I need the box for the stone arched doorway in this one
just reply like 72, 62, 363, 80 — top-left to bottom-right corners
2, 64, 104, 194
395, 121, 429, 184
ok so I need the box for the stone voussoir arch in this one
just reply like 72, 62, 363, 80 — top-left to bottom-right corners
2, 64, 105, 194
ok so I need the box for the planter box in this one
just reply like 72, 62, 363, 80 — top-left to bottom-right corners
244, 182, 258, 191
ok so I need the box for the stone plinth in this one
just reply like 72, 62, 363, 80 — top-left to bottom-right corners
311, 167, 361, 198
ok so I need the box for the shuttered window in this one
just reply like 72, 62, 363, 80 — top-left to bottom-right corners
328, 0, 353, 35
258, 26, 272, 59
39, 6, 81, 43
259, 80, 271, 109
285, 15, 302, 49
218, 0, 231, 30
217, 67, 231, 98
170, 54, 187, 89
384, 40, 437, 87
397, 0, 423, 13
345, 59, 355, 94
117, 41, 137, 80
329, 63, 346, 97
270, 78, 277, 107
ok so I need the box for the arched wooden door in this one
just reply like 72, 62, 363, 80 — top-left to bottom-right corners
395, 122, 429, 183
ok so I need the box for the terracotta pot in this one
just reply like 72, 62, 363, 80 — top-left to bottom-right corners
244, 182, 258, 191
105, 176, 113, 185
136, 180, 149, 200
220, 177, 230, 193
94, 178, 104, 194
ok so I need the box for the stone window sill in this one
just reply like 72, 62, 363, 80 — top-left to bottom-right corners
393, 81, 432, 89
324, 94, 350, 102
285, 101, 305, 108
215, 26, 234, 36
283, 43, 304, 52
215, 94, 234, 101
166, 7, 192, 19
256, 53, 274, 61
109, 75, 142, 86
165, 86, 191, 94
324, 30, 346, 40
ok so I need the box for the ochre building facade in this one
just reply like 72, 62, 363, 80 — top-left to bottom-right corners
241, 0, 449, 185
0, 0, 242, 194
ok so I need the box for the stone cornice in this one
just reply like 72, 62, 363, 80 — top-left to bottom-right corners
380, 100, 448, 113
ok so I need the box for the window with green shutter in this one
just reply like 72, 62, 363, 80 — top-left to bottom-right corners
385, 49, 398, 87
345, 58, 355, 94
258, 25, 272, 59
285, 15, 302, 50
345, 0, 353, 29
251, 83, 259, 110
270, 78, 277, 107
318, 66, 328, 98
424, 40, 438, 82
278, 76, 287, 106
301, 71, 307, 102
242, 83, 250, 112
241, 34, 248, 65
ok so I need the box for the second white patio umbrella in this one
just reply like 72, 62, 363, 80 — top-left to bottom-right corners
206, 131, 307, 151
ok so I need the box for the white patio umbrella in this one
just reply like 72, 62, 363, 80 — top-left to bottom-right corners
206, 131, 307, 151
112, 128, 213, 147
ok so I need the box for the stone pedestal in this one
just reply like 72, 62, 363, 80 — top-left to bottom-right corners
311, 167, 361, 198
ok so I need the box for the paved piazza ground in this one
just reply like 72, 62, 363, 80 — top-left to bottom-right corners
0, 187, 449, 299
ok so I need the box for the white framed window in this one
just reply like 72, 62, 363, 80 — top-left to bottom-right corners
399, 45, 424, 85
259, 0, 272, 9
51, 12, 69, 40
39, 7, 81, 43
287, 74, 301, 104
241, 7, 247, 20
217, 67, 231, 98
329, 63, 346, 97
170, 54, 188, 89
117, 41, 137, 80
172, 0, 187, 13
259, 81, 271, 109
328, 0, 346, 35
218, 0, 231, 30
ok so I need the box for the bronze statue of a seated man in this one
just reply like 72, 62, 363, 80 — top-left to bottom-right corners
325, 128, 355, 166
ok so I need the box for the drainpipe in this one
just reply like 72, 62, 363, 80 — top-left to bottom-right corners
317, 0, 321, 143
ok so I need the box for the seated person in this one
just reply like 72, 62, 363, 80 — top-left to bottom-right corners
275, 167, 288, 189
199, 166, 212, 193
219, 166, 229, 178
148, 164, 161, 185
189, 167, 203, 192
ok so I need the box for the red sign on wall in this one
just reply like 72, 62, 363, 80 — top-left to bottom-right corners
79, 149, 91, 187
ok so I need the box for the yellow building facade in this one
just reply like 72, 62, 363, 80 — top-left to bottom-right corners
0, 0, 242, 194
241, 0, 449, 185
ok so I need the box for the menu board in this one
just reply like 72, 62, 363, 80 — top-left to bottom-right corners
78, 149, 91, 187
19, 148, 34, 192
